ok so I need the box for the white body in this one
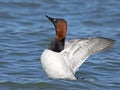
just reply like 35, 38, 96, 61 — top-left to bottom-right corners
41, 49, 76, 80
41, 37, 114, 80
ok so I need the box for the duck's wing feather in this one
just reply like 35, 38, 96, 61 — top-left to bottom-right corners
61, 37, 115, 73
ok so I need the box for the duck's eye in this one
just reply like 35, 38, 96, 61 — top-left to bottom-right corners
53, 19, 57, 22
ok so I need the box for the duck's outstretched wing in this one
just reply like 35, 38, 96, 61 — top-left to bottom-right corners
61, 37, 115, 73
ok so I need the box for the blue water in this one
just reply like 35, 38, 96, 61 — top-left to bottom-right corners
0, 0, 120, 90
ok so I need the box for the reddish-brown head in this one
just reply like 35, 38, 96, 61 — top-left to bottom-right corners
46, 15, 67, 40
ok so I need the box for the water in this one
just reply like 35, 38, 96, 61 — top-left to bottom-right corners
0, 0, 120, 90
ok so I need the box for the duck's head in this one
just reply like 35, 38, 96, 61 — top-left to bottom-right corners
45, 15, 67, 40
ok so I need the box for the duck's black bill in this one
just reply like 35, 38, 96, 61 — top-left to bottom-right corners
45, 15, 55, 24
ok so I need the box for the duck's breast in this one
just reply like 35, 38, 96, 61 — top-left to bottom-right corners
41, 49, 73, 79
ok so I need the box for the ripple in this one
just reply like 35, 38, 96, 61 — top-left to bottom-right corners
82, 20, 103, 26
0, 0, 119, 90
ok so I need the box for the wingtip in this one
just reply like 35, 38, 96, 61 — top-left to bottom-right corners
107, 38, 116, 46
112, 39, 116, 44
98, 37, 116, 45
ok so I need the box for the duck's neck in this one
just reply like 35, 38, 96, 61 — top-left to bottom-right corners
48, 38, 65, 52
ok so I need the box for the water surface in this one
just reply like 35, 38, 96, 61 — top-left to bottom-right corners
0, 0, 120, 90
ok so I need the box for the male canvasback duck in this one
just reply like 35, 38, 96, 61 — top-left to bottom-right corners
41, 15, 115, 80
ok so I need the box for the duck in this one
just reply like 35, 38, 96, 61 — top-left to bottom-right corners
41, 15, 115, 80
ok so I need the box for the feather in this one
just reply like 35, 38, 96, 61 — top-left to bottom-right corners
61, 37, 115, 73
